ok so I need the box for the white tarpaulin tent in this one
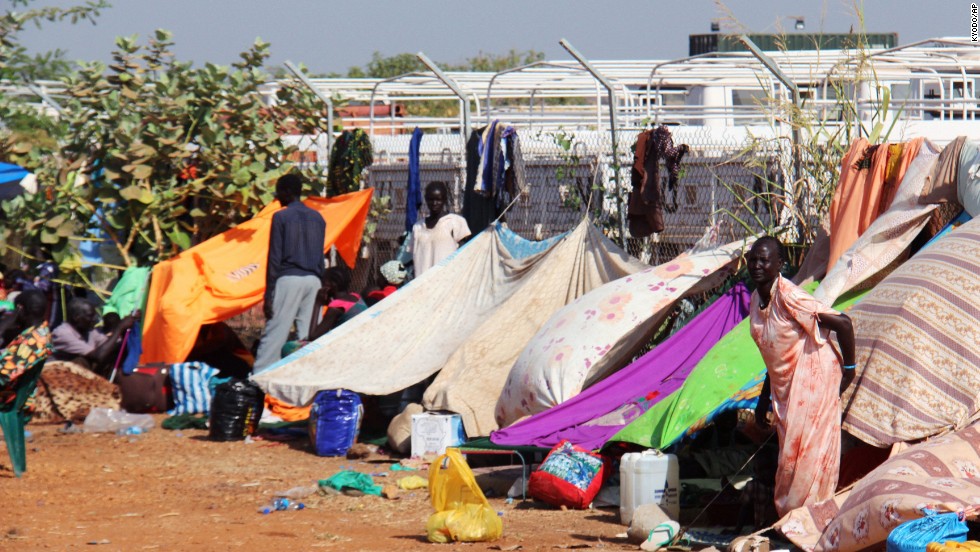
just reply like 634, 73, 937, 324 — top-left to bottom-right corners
423, 221, 647, 436
252, 220, 642, 407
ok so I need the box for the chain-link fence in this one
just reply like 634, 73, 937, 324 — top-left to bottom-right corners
349, 127, 835, 292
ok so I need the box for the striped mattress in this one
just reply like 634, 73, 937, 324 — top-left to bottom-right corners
842, 216, 980, 447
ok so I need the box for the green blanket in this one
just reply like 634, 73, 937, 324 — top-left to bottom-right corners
103, 266, 151, 316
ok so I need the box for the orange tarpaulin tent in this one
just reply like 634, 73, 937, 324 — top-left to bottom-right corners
141, 189, 373, 364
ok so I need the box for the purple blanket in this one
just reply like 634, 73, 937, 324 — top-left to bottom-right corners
490, 283, 751, 450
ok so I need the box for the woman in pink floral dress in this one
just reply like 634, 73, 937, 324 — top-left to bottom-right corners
748, 237, 856, 516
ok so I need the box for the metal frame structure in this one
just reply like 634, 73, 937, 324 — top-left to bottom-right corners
7, 38, 977, 138
257, 37, 978, 139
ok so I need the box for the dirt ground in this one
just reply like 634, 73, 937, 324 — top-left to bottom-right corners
1, 417, 643, 551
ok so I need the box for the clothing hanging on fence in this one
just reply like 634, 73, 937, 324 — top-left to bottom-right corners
502, 126, 527, 202
628, 126, 689, 238
327, 129, 374, 197
825, 138, 920, 273
476, 121, 501, 195
462, 122, 526, 234
405, 127, 424, 233
880, 138, 923, 213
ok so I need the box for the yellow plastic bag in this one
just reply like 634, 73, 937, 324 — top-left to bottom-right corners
426, 448, 502, 543
397, 474, 429, 490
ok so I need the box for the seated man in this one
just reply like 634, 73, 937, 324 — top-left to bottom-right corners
0, 290, 52, 414
51, 298, 136, 378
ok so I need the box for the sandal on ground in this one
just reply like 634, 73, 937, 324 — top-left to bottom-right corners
641, 521, 681, 551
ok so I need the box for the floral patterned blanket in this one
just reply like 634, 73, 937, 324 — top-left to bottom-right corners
495, 237, 748, 429
776, 422, 980, 551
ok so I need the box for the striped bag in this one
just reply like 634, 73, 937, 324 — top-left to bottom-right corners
167, 362, 219, 416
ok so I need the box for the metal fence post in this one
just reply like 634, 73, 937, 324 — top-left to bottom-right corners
417, 52, 472, 152
737, 36, 803, 237
559, 39, 628, 247
284, 61, 334, 160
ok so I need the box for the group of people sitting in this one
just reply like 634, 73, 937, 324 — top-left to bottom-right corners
0, 289, 138, 419
0, 175, 475, 427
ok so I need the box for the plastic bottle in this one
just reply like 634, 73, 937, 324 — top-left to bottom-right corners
115, 426, 145, 436
257, 497, 305, 514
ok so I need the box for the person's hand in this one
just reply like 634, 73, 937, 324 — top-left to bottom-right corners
0, 309, 18, 332
263, 302, 274, 320
315, 286, 331, 304
840, 369, 856, 396
754, 402, 771, 431
119, 312, 138, 331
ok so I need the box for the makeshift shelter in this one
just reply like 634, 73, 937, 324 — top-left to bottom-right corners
841, 215, 980, 448
494, 237, 750, 429
490, 283, 750, 450
141, 189, 373, 364
776, 421, 980, 551
422, 220, 647, 437
611, 283, 866, 450
252, 221, 641, 407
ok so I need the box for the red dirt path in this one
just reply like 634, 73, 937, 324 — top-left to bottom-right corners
1, 418, 637, 551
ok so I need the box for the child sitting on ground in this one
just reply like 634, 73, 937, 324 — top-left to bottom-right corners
308, 265, 368, 341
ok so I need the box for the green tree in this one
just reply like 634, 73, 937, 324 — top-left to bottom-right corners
345, 49, 544, 78
362, 51, 426, 78
0, 0, 108, 155
451, 49, 544, 72
343, 49, 545, 119
1, 0, 108, 79
1, 30, 330, 279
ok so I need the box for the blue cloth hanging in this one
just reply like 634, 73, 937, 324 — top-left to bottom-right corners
405, 127, 424, 233
477, 121, 500, 194
121, 321, 143, 376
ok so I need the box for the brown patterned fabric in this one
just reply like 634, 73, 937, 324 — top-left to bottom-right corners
926, 201, 965, 239
920, 136, 967, 205
31, 360, 121, 424
813, 423, 980, 552
841, 217, 980, 447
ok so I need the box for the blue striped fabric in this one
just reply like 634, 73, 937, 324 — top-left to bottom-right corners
167, 361, 220, 416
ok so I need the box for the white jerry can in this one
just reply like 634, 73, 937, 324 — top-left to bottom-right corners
619, 450, 680, 524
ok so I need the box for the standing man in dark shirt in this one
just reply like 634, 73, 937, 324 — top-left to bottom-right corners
253, 174, 326, 372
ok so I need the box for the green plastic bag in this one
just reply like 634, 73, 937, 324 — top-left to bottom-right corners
319, 470, 382, 496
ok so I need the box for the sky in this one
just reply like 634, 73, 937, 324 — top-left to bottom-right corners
16, 1, 969, 75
